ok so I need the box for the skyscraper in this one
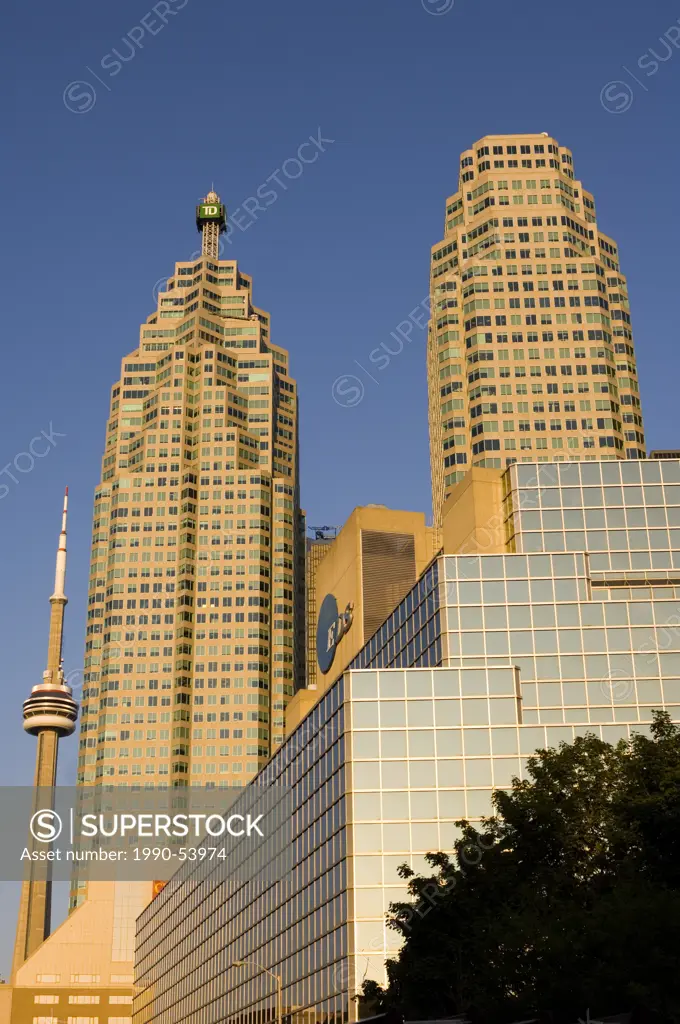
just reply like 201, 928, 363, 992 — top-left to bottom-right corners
77, 191, 300, 809
427, 133, 645, 529
12, 490, 78, 976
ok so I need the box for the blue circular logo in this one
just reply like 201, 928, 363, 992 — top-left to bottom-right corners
316, 594, 354, 675
317, 593, 340, 675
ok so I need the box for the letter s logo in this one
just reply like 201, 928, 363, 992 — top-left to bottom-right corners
30, 810, 63, 843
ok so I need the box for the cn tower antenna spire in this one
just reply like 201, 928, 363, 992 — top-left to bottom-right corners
196, 189, 226, 259
51, 486, 68, 603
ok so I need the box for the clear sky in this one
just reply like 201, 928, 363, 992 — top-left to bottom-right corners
2, 0, 680, 975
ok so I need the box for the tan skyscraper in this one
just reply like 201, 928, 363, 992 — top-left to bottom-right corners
76, 191, 301, 825
427, 133, 645, 529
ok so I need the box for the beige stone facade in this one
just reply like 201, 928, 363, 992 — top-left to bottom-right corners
304, 532, 336, 690
428, 133, 645, 529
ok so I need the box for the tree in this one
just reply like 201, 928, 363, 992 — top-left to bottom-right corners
361, 712, 680, 1024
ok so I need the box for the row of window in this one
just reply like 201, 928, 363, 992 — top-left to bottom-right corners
35, 995, 132, 1004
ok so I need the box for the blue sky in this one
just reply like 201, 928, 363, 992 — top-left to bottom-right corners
2, 0, 680, 974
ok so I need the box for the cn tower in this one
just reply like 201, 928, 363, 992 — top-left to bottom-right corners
12, 489, 79, 976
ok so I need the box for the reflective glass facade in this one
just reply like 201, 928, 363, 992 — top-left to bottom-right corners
350, 561, 442, 671
134, 570, 443, 1024
135, 461, 680, 1024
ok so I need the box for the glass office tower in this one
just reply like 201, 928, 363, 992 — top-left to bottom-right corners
134, 459, 680, 1024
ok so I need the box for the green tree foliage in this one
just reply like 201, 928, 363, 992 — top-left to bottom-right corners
361, 712, 680, 1024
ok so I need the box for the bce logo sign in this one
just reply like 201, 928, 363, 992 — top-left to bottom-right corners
316, 594, 354, 675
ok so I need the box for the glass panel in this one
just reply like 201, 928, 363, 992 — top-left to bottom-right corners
462, 729, 491, 755
519, 726, 546, 754
412, 821, 440, 849
434, 700, 461, 726
486, 632, 510, 655
353, 761, 381, 788
353, 703, 379, 729
409, 760, 436, 788
461, 632, 485, 656
460, 607, 484, 630
492, 757, 521, 787
380, 731, 407, 758
408, 730, 435, 757
534, 630, 558, 654
437, 761, 465, 788
381, 760, 408, 788
355, 888, 389, 917
457, 556, 481, 580
482, 581, 506, 603
485, 606, 508, 629
407, 701, 434, 727
465, 759, 492, 786
636, 680, 662, 704
380, 701, 406, 727
462, 699, 490, 726
353, 823, 382, 852
405, 671, 433, 697
466, 790, 494, 817
353, 793, 382, 820
411, 791, 438, 819
558, 629, 583, 653
533, 605, 556, 627
489, 698, 519, 724
382, 824, 411, 852
378, 672, 405, 698
353, 732, 380, 758
383, 786, 409, 819
435, 729, 462, 756
438, 790, 466, 816
488, 668, 516, 695
659, 652, 680, 676
460, 670, 487, 696
458, 581, 482, 604
556, 604, 580, 627
507, 580, 530, 603
562, 681, 587, 705
353, 855, 383, 884
481, 556, 505, 578
432, 669, 462, 696
490, 728, 519, 754
536, 655, 560, 680
351, 672, 378, 699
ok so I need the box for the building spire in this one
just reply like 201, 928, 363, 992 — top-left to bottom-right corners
196, 190, 226, 259
24, 486, 78, 732
51, 486, 68, 603
12, 490, 79, 978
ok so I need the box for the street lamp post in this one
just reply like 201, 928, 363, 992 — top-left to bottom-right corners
232, 958, 282, 1024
